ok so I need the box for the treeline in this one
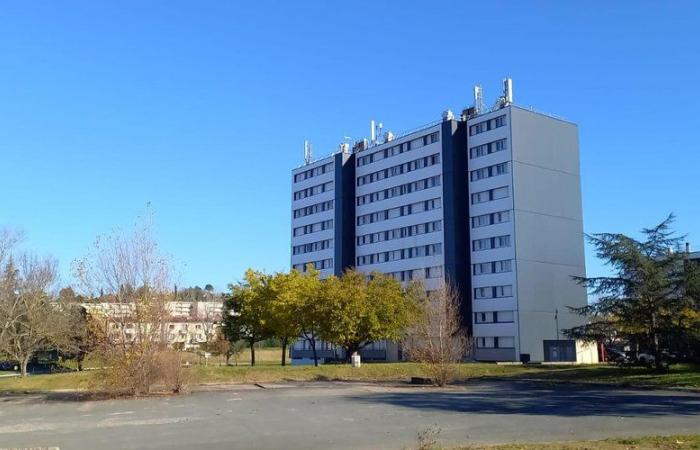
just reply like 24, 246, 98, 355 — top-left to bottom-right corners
221, 267, 424, 366
0, 231, 86, 376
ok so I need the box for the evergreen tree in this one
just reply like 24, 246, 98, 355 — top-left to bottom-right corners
565, 215, 699, 369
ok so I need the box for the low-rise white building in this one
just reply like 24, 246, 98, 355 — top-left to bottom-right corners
83, 300, 223, 350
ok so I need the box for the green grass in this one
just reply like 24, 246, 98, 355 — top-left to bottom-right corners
455, 434, 700, 449
0, 370, 93, 392
0, 360, 698, 394
508, 363, 700, 389
61, 347, 285, 370
191, 361, 533, 384
0, 362, 534, 392
189, 347, 285, 366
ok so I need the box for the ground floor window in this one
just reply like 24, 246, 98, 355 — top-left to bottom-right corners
543, 340, 576, 362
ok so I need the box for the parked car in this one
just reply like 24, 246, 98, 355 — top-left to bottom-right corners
605, 348, 629, 364
636, 351, 672, 369
0, 361, 18, 371
637, 352, 655, 365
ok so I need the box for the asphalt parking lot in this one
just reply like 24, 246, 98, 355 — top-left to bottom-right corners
1, 380, 699, 449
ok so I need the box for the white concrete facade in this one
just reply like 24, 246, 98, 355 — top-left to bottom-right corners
467, 105, 591, 362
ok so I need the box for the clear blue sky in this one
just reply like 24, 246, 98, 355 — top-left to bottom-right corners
1, 1, 698, 291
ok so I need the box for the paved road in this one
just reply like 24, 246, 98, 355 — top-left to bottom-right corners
1, 380, 699, 449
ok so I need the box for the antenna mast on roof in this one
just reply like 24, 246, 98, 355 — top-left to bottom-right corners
503, 77, 513, 105
473, 85, 485, 114
303, 140, 313, 165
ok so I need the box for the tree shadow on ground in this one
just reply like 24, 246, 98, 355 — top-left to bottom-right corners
347, 380, 700, 418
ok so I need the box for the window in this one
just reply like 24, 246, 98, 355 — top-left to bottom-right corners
292, 259, 334, 272
470, 138, 508, 159
356, 154, 440, 187
474, 311, 514, 323
357, 198, 441, 226
293, 162, 333, 183
357, 176, 441, 206
388, 269, 415, 282
387, 267, 441, 282
476, 337, 495, 348
471, 190, 490, 204
471, 186, 509, 205
356, 220, 442, 246
471, 162, 510, 181
355, 131, 439, 167
471, 210, 511, 228
471, 214, 490, 228
292, 239, 334, 255
293, 200, 334, 218
425, 265, 443, 279
472, 235, 511, 251
495, 285, 513, 297
469, 115, 506, 136
293, 219, 333, 237
470, 122, 487, 136
426, 131, 440, 144
476, 336, 515, 348
474, 312, 493, 324
357, 243, 442, 267
293, 181, 334, 200
473, 260, 513, 275
492, 186, 509, 200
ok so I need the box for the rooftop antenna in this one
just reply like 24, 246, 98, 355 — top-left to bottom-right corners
473, 85, 484, 114
370, 120, 383, 146
303, 140, 313, 165
503, 77, 513, 105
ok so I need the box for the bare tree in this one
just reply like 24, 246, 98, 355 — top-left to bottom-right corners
0, 227, 24, 266
194, 301, 221, 349
0, 252, 82, 376
404, 280, 471, 386
73, 212, 186, 395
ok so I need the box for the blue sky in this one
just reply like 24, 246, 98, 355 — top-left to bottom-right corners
1, 1, 698, 291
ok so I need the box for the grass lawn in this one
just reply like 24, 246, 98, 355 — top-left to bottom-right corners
0, 361, 533, 392
508, 363, 700, 389
190, 361, 536, 384
61, 346, 285, 370
456, 435, 700, 449
0, 350, 698, 394
185, 347, 289, 366
0, 370, 93, 392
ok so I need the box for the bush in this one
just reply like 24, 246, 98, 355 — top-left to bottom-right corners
94, 347, 189, 396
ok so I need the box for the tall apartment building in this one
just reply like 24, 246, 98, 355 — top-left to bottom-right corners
290, 80, 598, 363
291, 150, 354, 278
